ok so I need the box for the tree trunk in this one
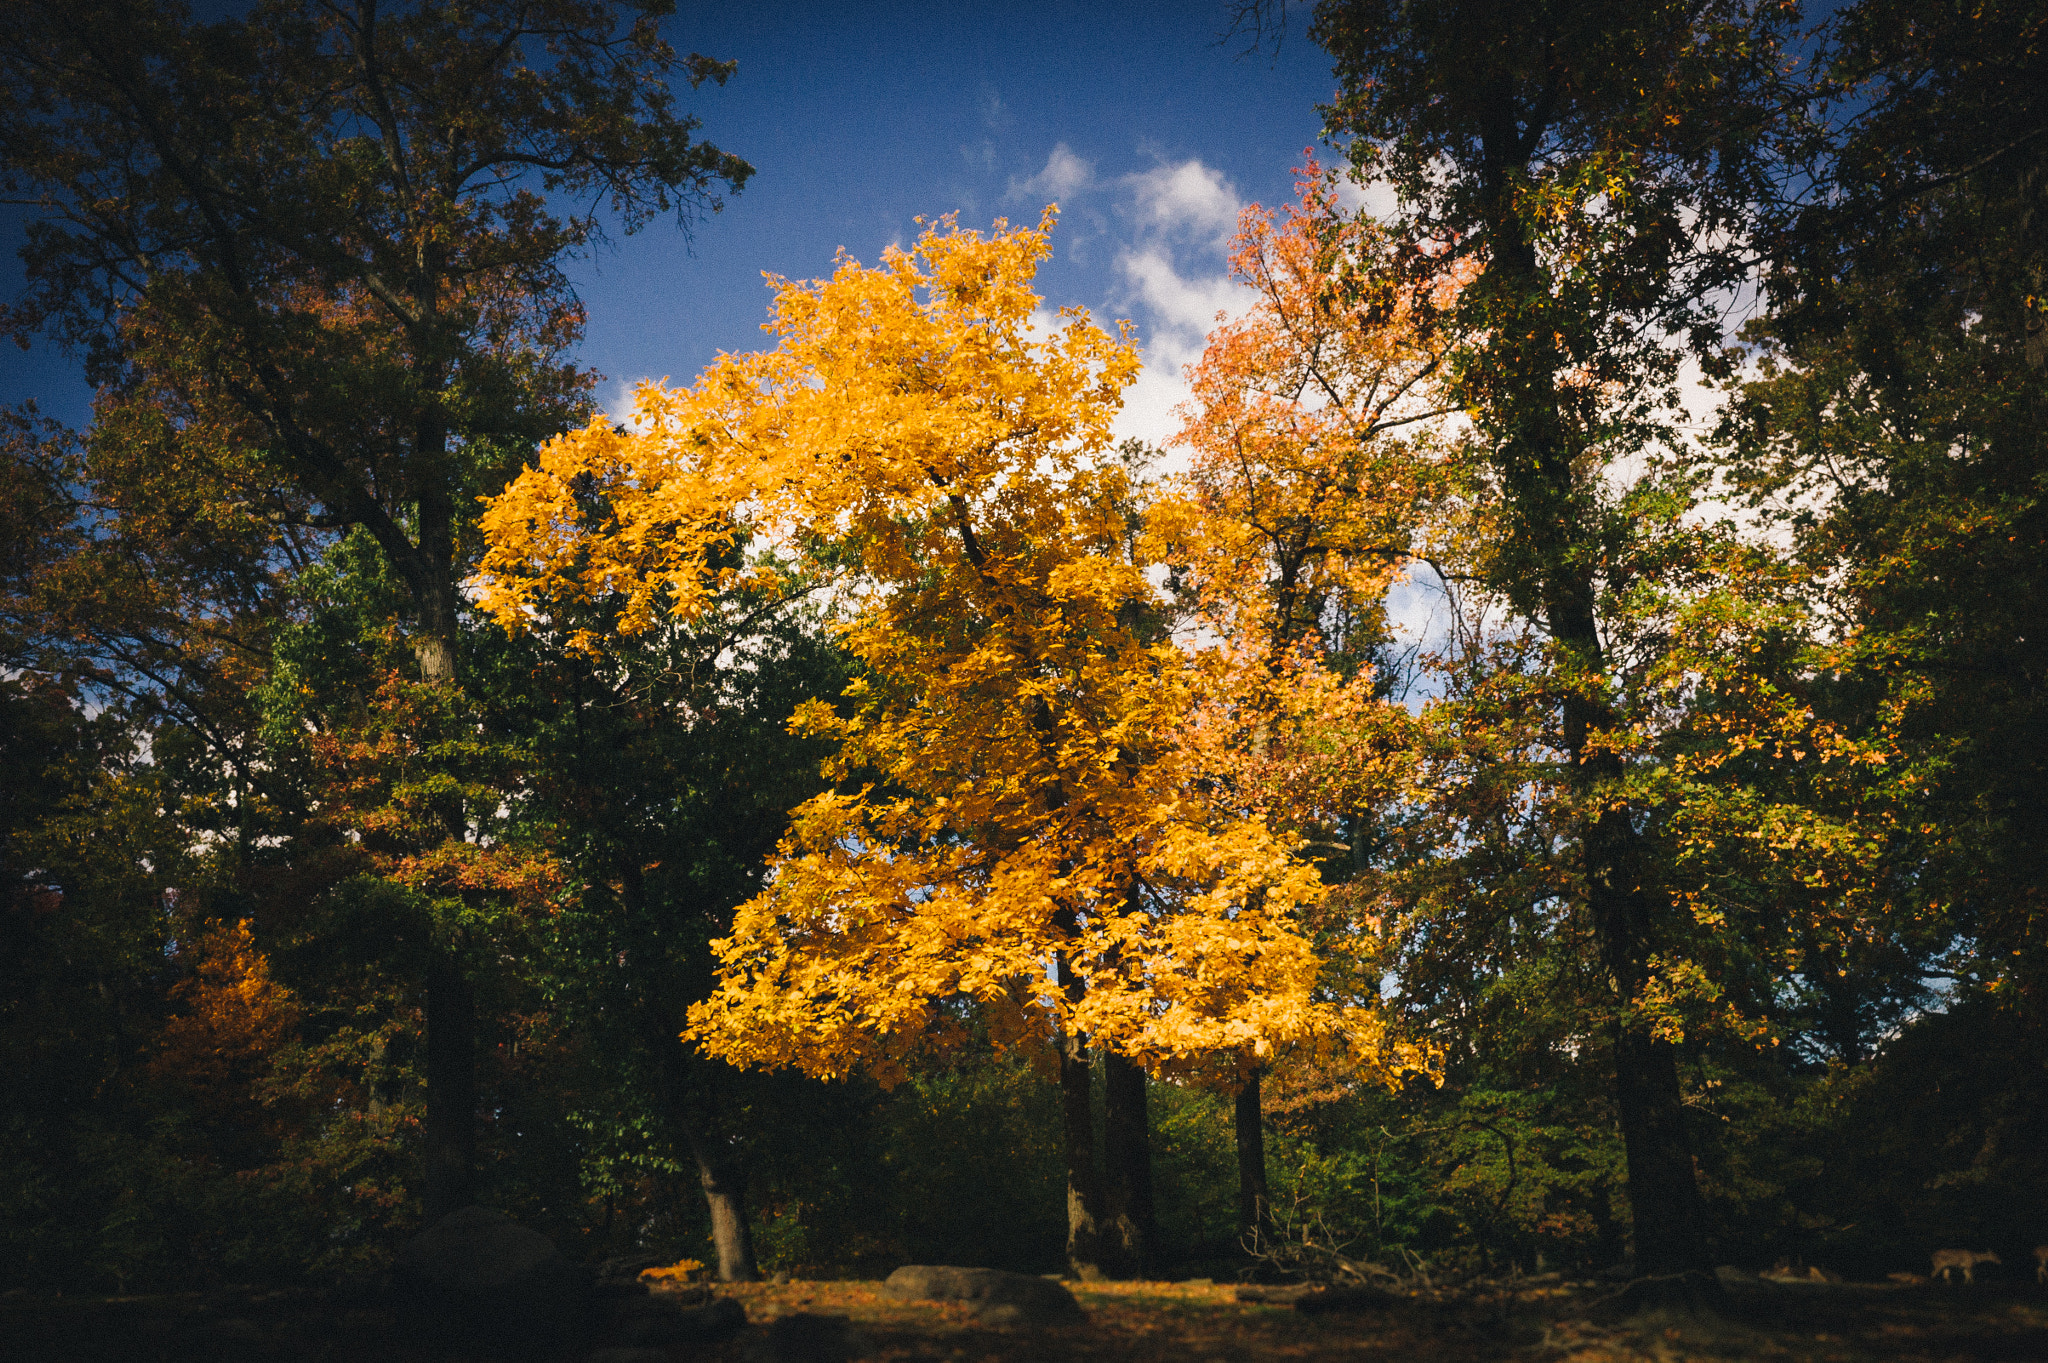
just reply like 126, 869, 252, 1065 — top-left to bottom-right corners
411, 486, 461, 683
643, 998, 758, 1281
1473, 158, 1711, 1278
1584, 784, 1708, 1276
366, 1031, 391, 1117
412, 612, 458, 681
1562, 595, 1710, 1277
682, 1124, 760, 1282
1060, 1028, 1107, 1279
1234, 1066, 1271, 1251
423, 951, 476, 1222
1103, 1050, 1156, 1278
395, 483, 471, 1215
618, 852, 759, 1282
1611, 1028, 1707, 1275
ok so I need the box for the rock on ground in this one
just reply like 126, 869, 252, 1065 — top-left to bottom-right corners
590, 1255, 666, 1299
742, 1311, 868, 1362
1294, 1285, 1400, 1314
881, 1265, 1084, 1325
393, 1206, 589, 1355
605, 1293, 746, 1347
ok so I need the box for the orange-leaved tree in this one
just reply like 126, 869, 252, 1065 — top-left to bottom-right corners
149, 917, 301, 1150
478, 211, 1384, 1276
302, 668, 564, 1216
1149, 164, 1463, 1242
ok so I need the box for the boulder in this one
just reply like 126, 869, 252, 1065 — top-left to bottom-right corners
1294, 1285, 1399, 1314
646, 1282, 715, 1307
742, 1311, 868, 1362
881, 1265, 1083, 1325
590, 1255, 664, 1298
607, 1293, 747, 1347
393, 1206, 589, 1355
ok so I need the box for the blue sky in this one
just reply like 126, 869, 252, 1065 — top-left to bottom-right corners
576, 2, 1338, 444
1, 3, 1339, 447
0, 3, 1472, 657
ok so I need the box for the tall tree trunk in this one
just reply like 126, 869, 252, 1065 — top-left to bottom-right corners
410, 480, 460, 683
1234, 1066, 1271, 1251
1475, 166, 1711, 1278
411, 588, 459, 680
1583, 777, 1708, 1275
366, 1031, 391, 1117
654, 1064, 758, 1282
1059, 1027, 1107, 1279
1554, 562, 1709, 1277
1052, 920, 1108, 1280
644, 1004, 758, 1281
1103, 1050, 1156, 1278
407, 428, 469, 1216
619, 855, 758, 1282
682, 1124, 759, 1282
423, 951, 476, 1221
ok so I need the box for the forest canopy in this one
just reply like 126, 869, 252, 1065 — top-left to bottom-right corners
1, 0, 2043, 1316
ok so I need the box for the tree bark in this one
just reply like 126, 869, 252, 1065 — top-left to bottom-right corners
409, 458, 460, 683
1059, 1028, 1107, 1279
682, 1124, 759, 1283
411, 583, 459, 680
1471, 136, 1711, 1278
366, 1031, 392, 1117
1552, 543, 1709, 1277
1234, 1066, 1271, 1251
1585, 783, 1708, 1275
423, 951, 476, 1222
1103, 1050, 1157, 1278
618, 852, 759, 1282
642, 994, 758, 1281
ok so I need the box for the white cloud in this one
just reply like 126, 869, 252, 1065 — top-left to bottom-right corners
1112, 359, 1194, 451
1097, 158, 1254, 452
1010, 143, 1095, 203
978, 83, 1009, 132
601, 375, 651, 429
1334, 174, 1399, 221
1117, 245, 1246, 367
1122, 160, 1242, 247
1385, 562, 1449, 650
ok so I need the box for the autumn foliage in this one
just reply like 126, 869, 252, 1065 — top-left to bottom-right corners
4, 0, 2044, 1304
149, 918, 300, 1126
479, 212, 1431, 1089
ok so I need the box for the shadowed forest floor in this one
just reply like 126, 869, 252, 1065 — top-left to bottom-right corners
5, 1276, 2048, 1363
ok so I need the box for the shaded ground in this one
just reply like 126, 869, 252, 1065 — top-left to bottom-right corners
4, 1273, 2046, 1362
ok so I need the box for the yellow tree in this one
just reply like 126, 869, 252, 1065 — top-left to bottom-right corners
1147, 163, 1467, 1240
1164, 162, 1472, 662
478, 212, 1400, 1275
149, 918, 301, 1145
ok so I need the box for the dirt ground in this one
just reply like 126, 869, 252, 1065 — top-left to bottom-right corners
713, 1277, 2048, 1363
4, 1273, 2046, 1363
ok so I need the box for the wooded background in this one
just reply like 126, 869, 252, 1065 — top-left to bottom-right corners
2, 0, 2042, 1293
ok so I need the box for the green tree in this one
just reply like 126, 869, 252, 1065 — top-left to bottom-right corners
0, 0, 750, 1217
1727, 0, 2048, 1013
499, 590, 847, 1280
1289, 0, 1806, 1282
